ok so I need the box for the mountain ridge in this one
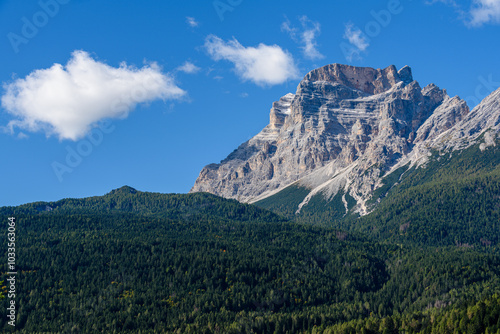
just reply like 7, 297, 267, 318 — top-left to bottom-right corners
191, 63, 499, 215
0, 185, 285, 224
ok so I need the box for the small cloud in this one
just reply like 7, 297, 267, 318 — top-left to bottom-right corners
17, 132, 28, 139
281, 18, 297, 36
425, 0, 460, 6
204, 35, 300, 86
282, 16, 324, 60
426, 0, 500, 27
344, 23, 369, 52
469, 0, 500, 26
213, 75, 223, 81
239, 92, 249, 98
176, 61, 201, 74
300, 18, 324, 60
342, 23, 369, 61
424, 0, 467, 22
1, 50, 186, 141
186, 16, 199, 28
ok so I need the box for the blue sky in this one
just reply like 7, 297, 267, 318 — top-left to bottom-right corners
1, 0, 499, 206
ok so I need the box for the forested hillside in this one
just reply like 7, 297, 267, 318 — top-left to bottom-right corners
257, 140, 500, 248
352, 140, 500, 247
1, 187, 500, 332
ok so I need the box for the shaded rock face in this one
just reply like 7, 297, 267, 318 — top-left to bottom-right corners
191, 64, 498, 213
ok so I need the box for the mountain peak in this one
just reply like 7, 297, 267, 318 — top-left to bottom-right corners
302, 64, 413, 95
397, 65, 413, 84
108, 186, 138, 196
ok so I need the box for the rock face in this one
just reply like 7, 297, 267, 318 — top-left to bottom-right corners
191, 64, 500, 214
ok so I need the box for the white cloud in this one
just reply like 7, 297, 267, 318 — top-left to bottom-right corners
425, 0, 466, 21
344, 23, 369, 52
281, 19, 297, 36
176, 61, 201, 74
1, 50, 185, 141
301, 21, 324, 60
282, 16, 324, 60
425, 0, 460, 6
427, 0, 500, 26
186, 16, 199, 27
469, 0, 500, 26
17, 132, 28, 139
204, 35, 299, 86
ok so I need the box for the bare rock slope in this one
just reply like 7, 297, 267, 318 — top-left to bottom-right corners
191, 64, 499, 215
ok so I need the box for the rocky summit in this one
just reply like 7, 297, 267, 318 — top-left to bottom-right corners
190, 64, 500, 215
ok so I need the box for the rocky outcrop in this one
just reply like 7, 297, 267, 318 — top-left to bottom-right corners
436, 87, 500, 151
191, 64, 499, 214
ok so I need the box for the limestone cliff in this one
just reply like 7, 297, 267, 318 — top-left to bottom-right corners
191, 64, 499, 215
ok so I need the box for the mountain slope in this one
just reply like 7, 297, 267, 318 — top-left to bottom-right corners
255, 137, 500, 247
351, 139, 500, 246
